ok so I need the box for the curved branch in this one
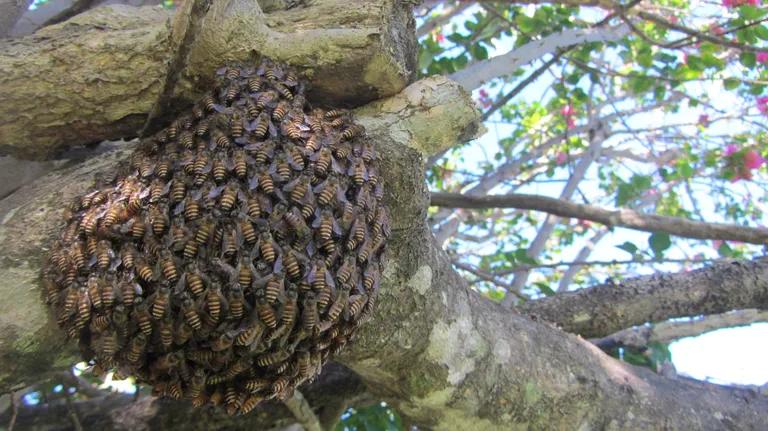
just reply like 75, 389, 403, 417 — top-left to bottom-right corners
592, 309, 768, 350
283, 390, 322, 431
520, 257, 768, 338
449, 24, 629, 90
429, 191, 768, 245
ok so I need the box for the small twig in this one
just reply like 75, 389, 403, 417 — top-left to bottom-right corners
64, 389, 84, 431
283, 390, 322, 431
453, 261, 527, 300
430, 191, 768, 245
8, 391, 17, 431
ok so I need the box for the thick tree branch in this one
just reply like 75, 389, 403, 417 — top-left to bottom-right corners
0, 60, 766, 431
520, 258, 768, 338
429, 191, 768, 245
592, 309, 768, 350
283, 390, 323, 431
0, 0, 416, 159
449, 24, 629, 90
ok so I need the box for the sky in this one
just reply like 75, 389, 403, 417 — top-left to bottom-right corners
425, 3, 768, 386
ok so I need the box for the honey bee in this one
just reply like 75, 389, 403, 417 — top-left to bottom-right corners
73, 286, 92, 331
206, 284, 224, 322
283, 207, 310, 239
347, 294, 368, 319
133, 299, 153, 336
336, 255, 357, 286
272, 101, 289, 121
282, 119, 302, 140
81, 208, 100, 236
187, 369, 206, 399
181, 297, 202, 331
179, 130, 195, 149
349, 157, 368, 186
100, 277, 115, 309
126, 332, 147, 363
230, 112, 244, 138
185, 267, 205, 297
258, 231, 277, 264
235, 319, 265, 347
112, 304, 129, 341
301, 294, 318, 332
265, 272, 284, 304
254, 349, 290, 368
103, 202, 126, 230
274, 82, 293, 100
239, 218, 257, 244
232, 149, 248, 179
158, 315, 173, 350
357, 239, 374, 264
212, 155, 228, 183
281, 246, 304, 281
183, 237, 199, 259
346, 214, 366, 251
228, 286, 245, 320
325, 288, 349, 322
213, 131, 231, 150
120, 277, 139, 307
328, 117, 344, 128
341, 124, 364, 141
135, 258, 155, 283
151, 286, 171, 319
247, 76, 263, 92
219, 184, 238, 212
170, 179, 186, 204
194, 217, 214, 245
313, 177, 339, 206
280, 284, 298, 328
183, 197, 200, 221
313, 209, 340, 241
94, 240, 112, 271
255, 91, 276, 111
221, 229, 238, 260
324, 109, 343, 119
148, 206, 169, 235
248, 139, 274, 164
224, 84, 239, 103
257, 171, 275, 194
255, 290, 277, 329
240, 395, 264, 414
70, 241, 86, 270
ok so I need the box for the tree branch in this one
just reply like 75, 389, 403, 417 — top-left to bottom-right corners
283, 390, 323, 431
0, 0, 416, 159
449, 24, 629, 90
592, 309, 768, 350
520, 257, 768, 338
0, 0, 31, 37
429, 191, 768, 245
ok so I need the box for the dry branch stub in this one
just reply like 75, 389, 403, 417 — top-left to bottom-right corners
40, 60, 389, 415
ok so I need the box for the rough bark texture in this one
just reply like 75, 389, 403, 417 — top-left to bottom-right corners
520, 258, 768, 338
0, 0, 32, 37
0, 0, 416, 159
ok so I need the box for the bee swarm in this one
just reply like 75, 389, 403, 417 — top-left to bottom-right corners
41, 60, 389, 415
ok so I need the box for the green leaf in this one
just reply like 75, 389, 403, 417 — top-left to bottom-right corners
723, 78, 740, 90
740, 51, 756, 68
417, 48, 433, 70
516, 14, 536, 33
755, 25, 768, 41
617, 242, 638, 255
649, 232, 671, 258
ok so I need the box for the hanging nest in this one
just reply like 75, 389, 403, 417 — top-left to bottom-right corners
41, 59, 389, 415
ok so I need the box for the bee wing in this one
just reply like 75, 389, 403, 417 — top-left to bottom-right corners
208, 185, 226, 199
173, 200, 186, 216
268, 120, 278, 138
248, 174, 259, 190
305, 241, 317, 257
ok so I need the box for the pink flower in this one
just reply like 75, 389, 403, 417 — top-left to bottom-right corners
744, 150, 766, 169
710, 23, 725, 36
724, 144, 739, 156
723, 0, 762, 6
757, 96, 768, 114
436, 33, 445, 43
758, 52, 768, 64
560, 105, 574, 116
555, 152, 568, 165
698, 114, 709, 126
478, 88, 489, 98
713, 239, 724, 250
566, 116, 576, 129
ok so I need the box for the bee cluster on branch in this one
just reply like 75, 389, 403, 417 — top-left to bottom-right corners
41, 59, 389, 415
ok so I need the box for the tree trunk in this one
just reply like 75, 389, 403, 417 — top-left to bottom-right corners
0, 1, 767, 430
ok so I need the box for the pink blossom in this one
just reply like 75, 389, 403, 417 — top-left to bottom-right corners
560, 104, 574, 116
555, 152, 568, 165
698, 114, 710, 126
723, 0, 761, 7
758, 52, 768, 64
710, 23, 725, 36
757, 96, 768, 115
744, 150, 766, 169
436, 33, 445, 43
478, 88, 489, 98
724, 144, 739, 156
566, 116, 576, 129
669, 16, 679, 24
712, 239, 724, 250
